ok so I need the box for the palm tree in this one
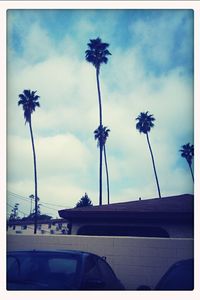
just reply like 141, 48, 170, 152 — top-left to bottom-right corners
180, 143, 194, 182
94, 125, 111, 204
85, 37, 111, 126
18, 89, 40, 234
136, 111, 161, 198
85, 37, 111, 206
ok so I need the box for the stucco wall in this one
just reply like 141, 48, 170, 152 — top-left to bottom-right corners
7, 234, 193, 290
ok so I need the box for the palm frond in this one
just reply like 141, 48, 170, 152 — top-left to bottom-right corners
85, 37, 111, 70
18, 89, 40, 123
179, 143, 194, 165
136, 111, 155, 134
94, 125, 110, 147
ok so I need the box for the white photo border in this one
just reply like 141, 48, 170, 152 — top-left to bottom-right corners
1, 1, 200, 300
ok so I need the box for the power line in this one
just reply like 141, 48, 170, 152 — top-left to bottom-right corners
8, 191, 29, 199
42, 202, 69, 208
40, 203, 60, 212
8, 193, 30, 203
7, 191, 69, 208
7, 195, 59, 217
7, 203, 58, 221
7, 190, 70, 209
7, 203, 27, 217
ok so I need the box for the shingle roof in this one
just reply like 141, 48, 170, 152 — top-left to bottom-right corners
58, 194, 194, 222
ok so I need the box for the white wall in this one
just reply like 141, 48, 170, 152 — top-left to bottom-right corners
7, 234, 193, 290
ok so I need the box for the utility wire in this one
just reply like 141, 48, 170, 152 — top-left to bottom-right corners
7, 190, 70, 209
7, 198, 59, 217
7, 203, 27, 217
40, 203, 60, 212
7, 203, 59, 223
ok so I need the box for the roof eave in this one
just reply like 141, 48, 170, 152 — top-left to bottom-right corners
58, 210, 193, 223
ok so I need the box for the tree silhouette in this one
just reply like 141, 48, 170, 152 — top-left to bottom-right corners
94, 125, 111, 204
85, 37, 111, 206
136, 111, 161, 198
75, 193, 93, 208
29, 194, 34, 215
18, 89, 40, 234
180, 143, 194, 182
21, 213, 52, 222
9, 203, 20, 221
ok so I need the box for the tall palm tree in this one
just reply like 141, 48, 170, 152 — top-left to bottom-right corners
94, 125, 111, 204
180, 143, 194, 182
85, 37, 111, 205
18, 89, 40, 234
136, 111, 161, 198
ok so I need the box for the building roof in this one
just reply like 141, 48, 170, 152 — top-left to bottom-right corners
58, 194, 194, 223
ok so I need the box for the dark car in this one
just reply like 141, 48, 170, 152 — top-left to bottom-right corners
155, 258, 194, 290
137, 258, 194, 291
7, 250, 125, 290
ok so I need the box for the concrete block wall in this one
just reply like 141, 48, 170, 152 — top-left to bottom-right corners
7, 234, 193, 290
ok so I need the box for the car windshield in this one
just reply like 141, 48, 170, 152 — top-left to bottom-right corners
7, 251, 81, 290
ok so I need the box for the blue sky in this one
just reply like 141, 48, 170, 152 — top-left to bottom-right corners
7, 9, 194, 218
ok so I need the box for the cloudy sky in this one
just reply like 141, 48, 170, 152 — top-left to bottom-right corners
7, 9, 194, 218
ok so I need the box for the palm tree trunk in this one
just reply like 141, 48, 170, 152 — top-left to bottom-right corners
29, 119, 38, 234
99, 144, 103, 206
96, 67, 103, 205
188, 163, 194, 182
146, 133, 161, 198
103, 145, 110, 204
96, 67, 103, 126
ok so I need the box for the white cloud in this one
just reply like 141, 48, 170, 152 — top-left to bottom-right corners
129, 10, 192, 70
8, 134, 93, 179
23, 23, 55, 63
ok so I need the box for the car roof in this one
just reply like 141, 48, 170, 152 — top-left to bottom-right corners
7, 249, 102, 259
155, 258, 194, 290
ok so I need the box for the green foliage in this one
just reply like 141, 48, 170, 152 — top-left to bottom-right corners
75, 193, 93, 208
